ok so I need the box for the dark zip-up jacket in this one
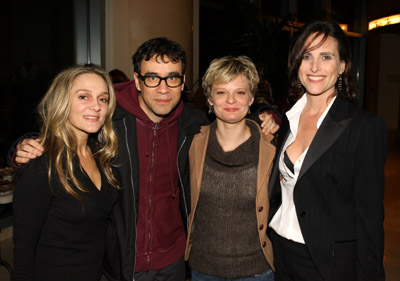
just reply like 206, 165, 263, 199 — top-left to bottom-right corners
103, 81, 208, 281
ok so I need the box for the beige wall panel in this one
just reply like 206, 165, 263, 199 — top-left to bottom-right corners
109, 0, 193, 86
110, 0, 132, 78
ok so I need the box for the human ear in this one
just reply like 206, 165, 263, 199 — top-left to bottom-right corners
249, 96, 254, 106
134, 73, 141, 92
180, 75, 186, 91
339, 60, 345, 75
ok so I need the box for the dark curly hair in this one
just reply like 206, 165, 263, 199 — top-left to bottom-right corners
132, 37, 186, 75
287, 21, 357, 102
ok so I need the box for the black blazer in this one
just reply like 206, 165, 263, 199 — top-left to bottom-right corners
269, 96, 387, 281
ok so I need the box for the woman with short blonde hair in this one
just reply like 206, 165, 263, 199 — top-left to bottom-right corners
186, 56, 276, 281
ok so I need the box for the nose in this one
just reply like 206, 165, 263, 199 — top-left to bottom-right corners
311, 58, 319, 73
90, 100, 101, 111
226, 92, 236, 104
157, 79, 170, 94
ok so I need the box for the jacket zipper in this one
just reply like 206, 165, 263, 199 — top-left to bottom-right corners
122, 118, 138, 280
147, 123, 158, 269
177, 136, 189, 229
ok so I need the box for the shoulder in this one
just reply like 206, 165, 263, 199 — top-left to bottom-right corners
17, 154, 49, 179
14, 154, 50, 196
182, 102, 208, 120
198, 123, 211, 137
246, 119, 275, 145
190, 122, 214, 152
329, 97, 386, 130
355, 108, 385, 122
112, 106, 137, 138
329, 95, 358, 121
179, 102, 209, 134
113, 105, 129, 120
351, 108, 386, 132
190, 123, 210, 143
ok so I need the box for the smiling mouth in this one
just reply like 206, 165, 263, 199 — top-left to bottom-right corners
307, 76, 325, 82
84, 115, 100, 121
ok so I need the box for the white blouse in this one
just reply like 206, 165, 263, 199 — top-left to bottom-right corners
269, 94, 336, 244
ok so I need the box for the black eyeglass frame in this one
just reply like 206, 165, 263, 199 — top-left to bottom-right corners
138, 74, 184, 88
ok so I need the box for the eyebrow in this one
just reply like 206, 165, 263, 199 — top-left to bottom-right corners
213, 87, 249, 91
303, 51, 336, 56
320, 52, 336, 56
74, 89, 109, 95
142, 71, 182, 76
74, 88, 92, 93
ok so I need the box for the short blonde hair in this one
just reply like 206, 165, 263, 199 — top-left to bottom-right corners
202, 56, 259, 99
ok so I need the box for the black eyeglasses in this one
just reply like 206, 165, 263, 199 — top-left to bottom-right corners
138, 74, 184, 88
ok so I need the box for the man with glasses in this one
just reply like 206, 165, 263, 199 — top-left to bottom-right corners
11, 37, 279, 281
109, 37, 203, 281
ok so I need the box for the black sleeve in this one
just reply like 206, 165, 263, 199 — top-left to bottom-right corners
248, 103, 282, 126
354, 115, 386, 280
13, 157, 52, 280
7, 132, 39, 169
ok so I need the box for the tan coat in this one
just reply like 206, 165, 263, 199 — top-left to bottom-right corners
184, 119, 276, 270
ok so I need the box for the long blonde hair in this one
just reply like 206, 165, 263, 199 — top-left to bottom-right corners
37, 64, 119, 201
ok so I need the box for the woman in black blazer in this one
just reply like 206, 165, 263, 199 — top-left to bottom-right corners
268, 21, 386, 281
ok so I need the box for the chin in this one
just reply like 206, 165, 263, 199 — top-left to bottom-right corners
217, 117, 245, 124
85, 127, 102, 134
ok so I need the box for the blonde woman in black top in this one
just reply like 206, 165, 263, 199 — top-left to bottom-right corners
13, 64, 120, 281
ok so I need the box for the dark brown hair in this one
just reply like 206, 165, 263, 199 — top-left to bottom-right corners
132, 37, 186, 75
287, 21, 357, 102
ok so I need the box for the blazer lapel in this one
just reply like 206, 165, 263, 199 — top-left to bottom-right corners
189, 126, 210, 201
257, 122, 275, 196
297, 96, 357, 181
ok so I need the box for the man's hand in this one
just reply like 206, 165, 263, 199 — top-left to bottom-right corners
259, 112, 280, 135
15, 138, 44, 165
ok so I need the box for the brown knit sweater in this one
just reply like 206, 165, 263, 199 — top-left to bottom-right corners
189, 121, 270, 278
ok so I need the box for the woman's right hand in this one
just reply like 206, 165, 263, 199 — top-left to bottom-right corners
15, 138, 44, 165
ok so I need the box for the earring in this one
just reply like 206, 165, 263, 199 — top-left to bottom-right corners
337, 74, 343, 92
248, 107, 251, 114
208, 105, 214, 114
296, 77, 302, 89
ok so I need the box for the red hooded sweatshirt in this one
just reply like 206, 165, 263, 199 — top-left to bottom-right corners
115, 81, 186, 272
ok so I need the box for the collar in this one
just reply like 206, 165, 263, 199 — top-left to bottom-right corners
286, 94, 337, 138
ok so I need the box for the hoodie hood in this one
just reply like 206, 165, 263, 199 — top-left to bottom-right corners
114, 80, 183, 125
